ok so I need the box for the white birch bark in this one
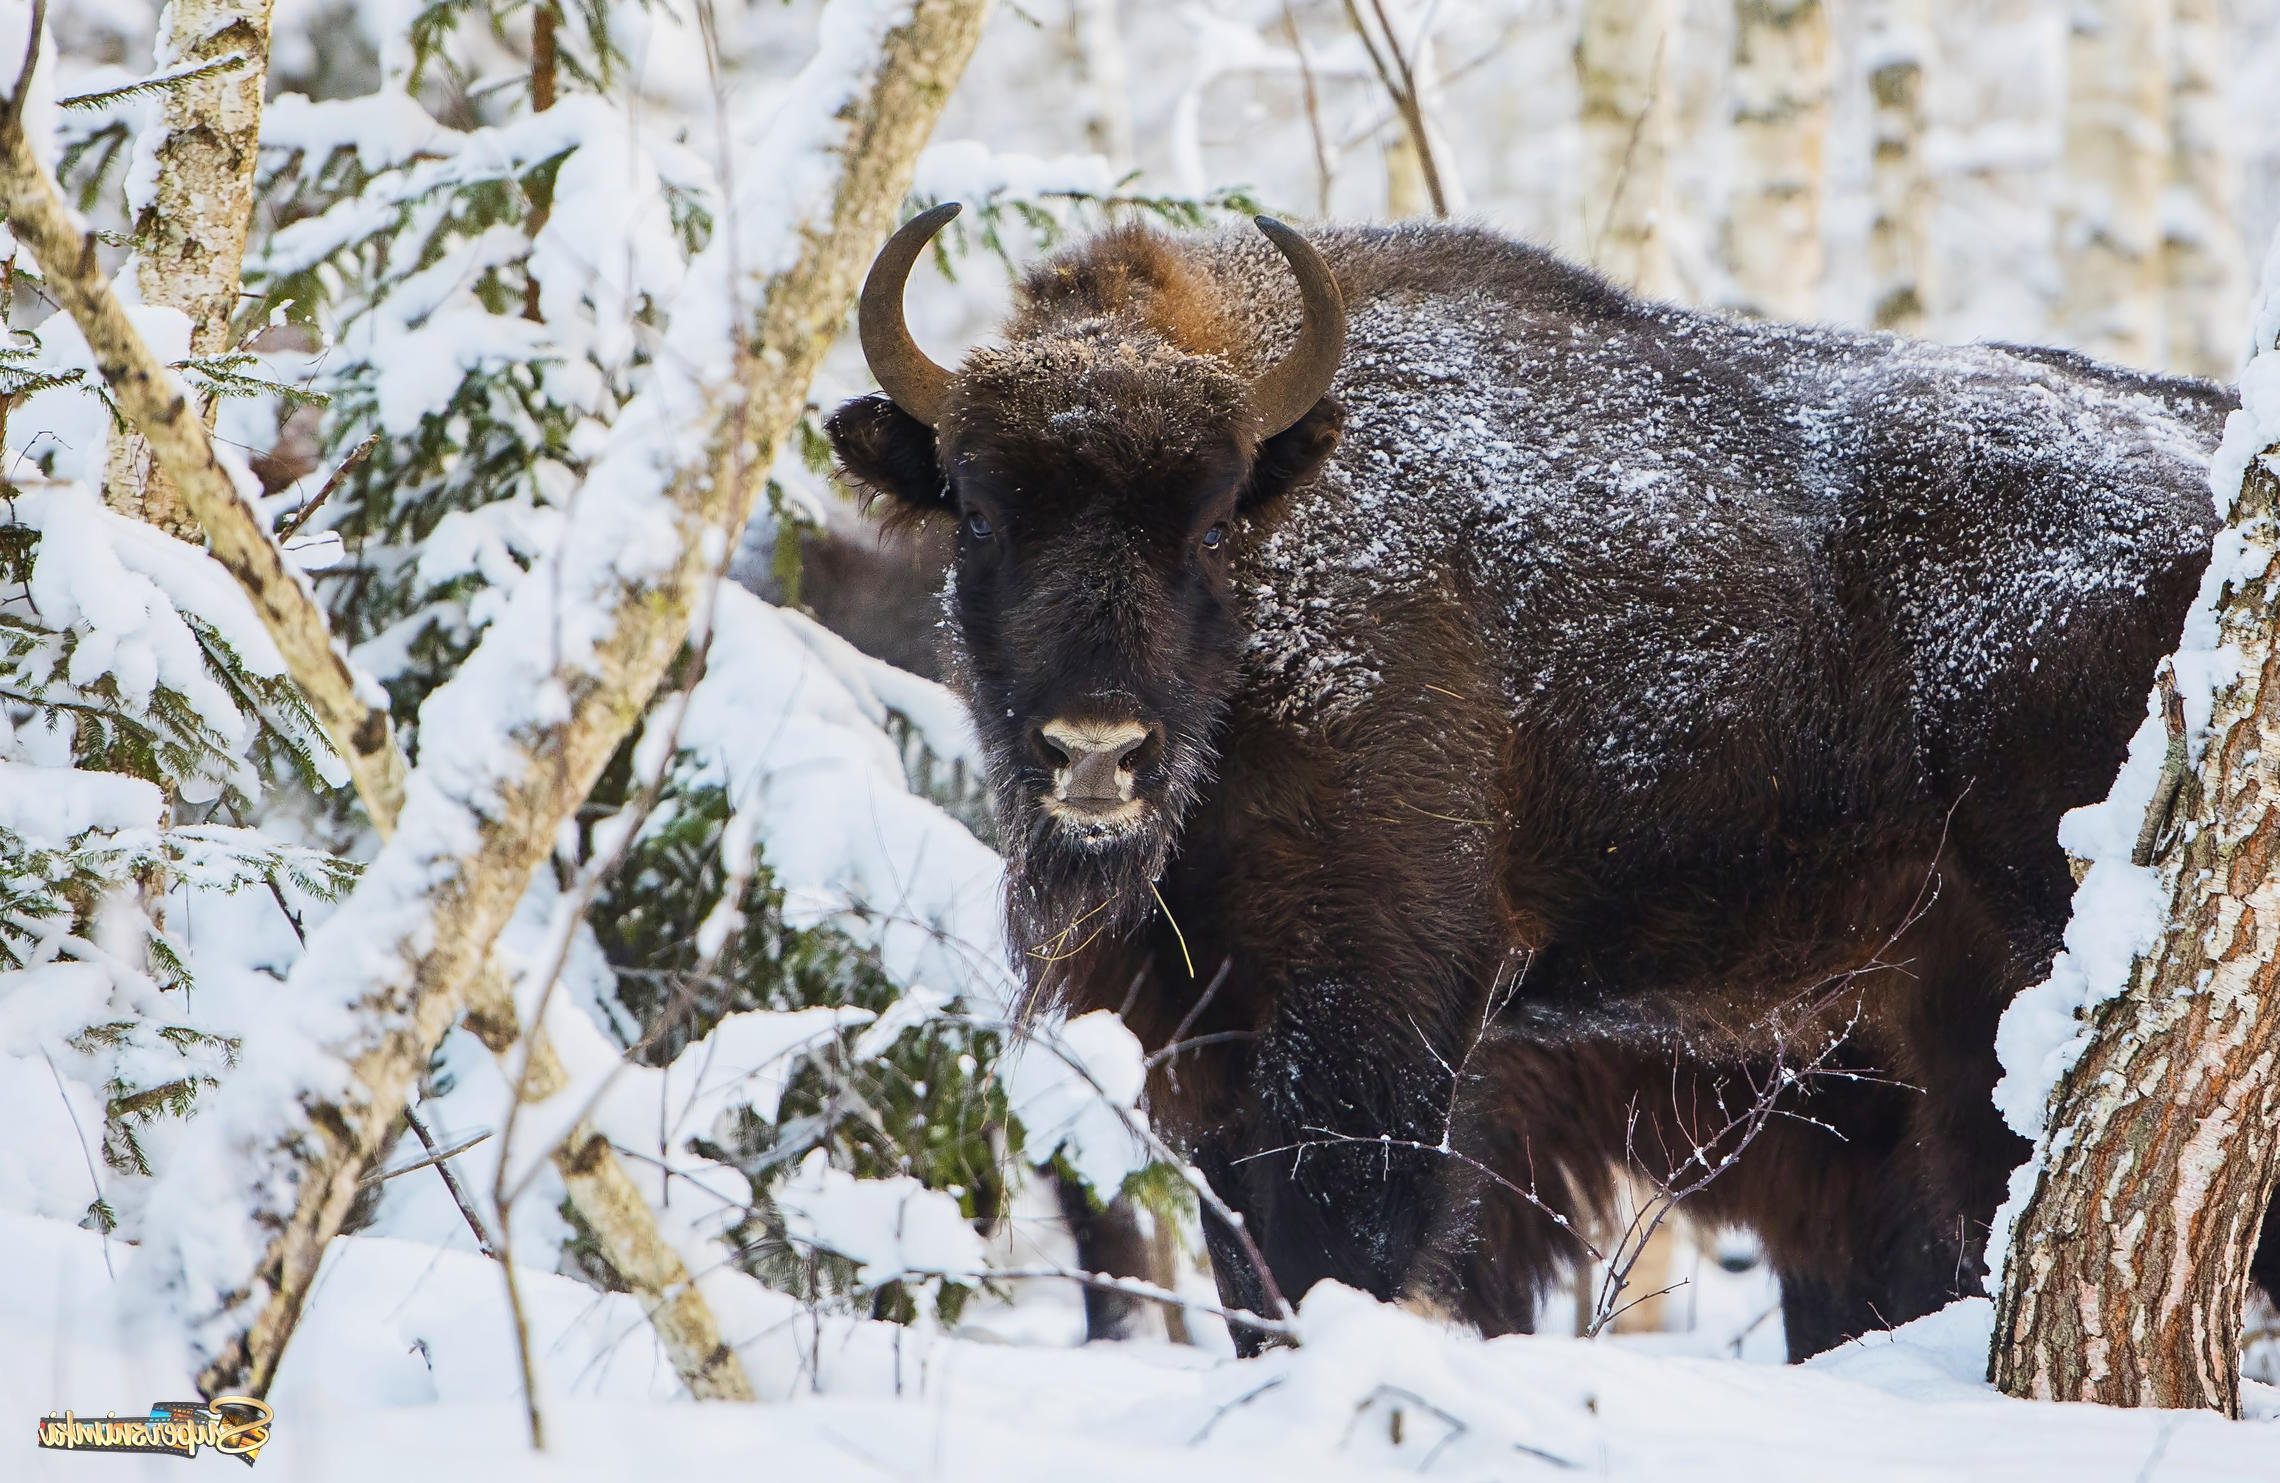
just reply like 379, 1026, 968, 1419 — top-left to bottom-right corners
2057, 0, 2172, 366
2160, 0, 2247, 379
1066, 0, 1134, 170
1576, 0, 1679, 299
17, 0, 990, 1400
1990, 237, 2280, 1414
99, 0, 276, 542
1385, 128, 1429, 219
1725, 0, 1830, 321
1864, 0, 1934, 334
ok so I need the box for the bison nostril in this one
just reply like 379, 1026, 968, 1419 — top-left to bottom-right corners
1119, 725, 1164, 774
1037, 718, 1158, 802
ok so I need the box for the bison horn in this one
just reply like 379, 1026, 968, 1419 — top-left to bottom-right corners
858, 201, 962, 428
1246, 216, 1347, 439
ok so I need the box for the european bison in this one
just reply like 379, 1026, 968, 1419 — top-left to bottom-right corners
826, 203, 2274, 1356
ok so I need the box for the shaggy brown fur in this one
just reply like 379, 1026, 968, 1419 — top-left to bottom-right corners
827, 217, 2274, 1357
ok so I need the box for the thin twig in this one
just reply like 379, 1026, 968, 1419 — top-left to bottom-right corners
359, 1124, 493, 1187
275, 430, 376, 544
6, 0, 46, 126
41, 1047, 112, 1279
494, 1194, 545, 1447
1279, 2, 1334, 215
1342, 0, 1447, 216
399, 1111, 500, 1259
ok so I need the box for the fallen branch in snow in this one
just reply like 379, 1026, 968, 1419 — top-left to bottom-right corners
0, 45, 760, 1406
118, 0, 989, 1403
977, 1264, 1297, 1341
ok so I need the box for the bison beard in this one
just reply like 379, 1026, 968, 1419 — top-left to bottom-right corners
828, 208, 2280, 1358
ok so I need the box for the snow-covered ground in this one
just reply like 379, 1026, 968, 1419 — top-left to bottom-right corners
10, 1209, 2277, 1481
16, 4, 2280, 1479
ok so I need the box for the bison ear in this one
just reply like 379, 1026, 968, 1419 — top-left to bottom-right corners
1240, 397, 1343, 515
826, 393, 949, 526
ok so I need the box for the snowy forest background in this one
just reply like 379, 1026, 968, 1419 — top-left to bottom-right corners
8, 0, 2280, 1477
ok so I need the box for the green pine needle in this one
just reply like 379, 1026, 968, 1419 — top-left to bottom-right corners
59, 53, 250, 112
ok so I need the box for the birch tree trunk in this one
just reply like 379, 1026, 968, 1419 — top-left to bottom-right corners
1065, 0, 1134, 170
1990, 259, 2280, 1415
1725, 0, 1829, 321
1576, 0, 1678, 299
99, 0, 275, 541
1864, 0, 1934, 334
2160, 0, 2246, 379
2057, 0, 2171, 366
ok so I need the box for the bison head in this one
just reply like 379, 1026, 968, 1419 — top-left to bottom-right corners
825, 204, 1345, 961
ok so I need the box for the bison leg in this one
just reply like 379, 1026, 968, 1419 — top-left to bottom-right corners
1407, 1035, 1640, 1336
1193, 976, 1479, 1352
1053, 1174, 1163, 1342
1690, 1060, 2001, 1360
2253, 1201, 2280, 1310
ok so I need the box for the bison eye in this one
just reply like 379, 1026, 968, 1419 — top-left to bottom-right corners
1201, 523, 1228, 551
963, 510, 994, 540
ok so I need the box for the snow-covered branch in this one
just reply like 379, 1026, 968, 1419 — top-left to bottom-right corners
118, 0, 988, 1399
0, 35, 778, 1406
0, 109, 409, 825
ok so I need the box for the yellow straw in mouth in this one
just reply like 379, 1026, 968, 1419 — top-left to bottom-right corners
1149, 877, 1197, 980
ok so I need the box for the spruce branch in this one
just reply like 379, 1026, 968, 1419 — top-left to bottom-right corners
58, 53, 251, 113
173, 352, 330, 408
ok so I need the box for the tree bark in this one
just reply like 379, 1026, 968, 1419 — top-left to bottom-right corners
2160, 0, 2246, 379
1991, 274, 2280, 1414
1864, 0, 1934, 334
2057, 0, 2171, 366
132, 0, 988, 1401
1065, 0, 1133, 170
1575, 0, 1678, 299
1725, 0, 1830, 321
99, 0, 276, 542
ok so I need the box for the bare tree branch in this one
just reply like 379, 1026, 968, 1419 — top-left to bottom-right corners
1341, 0, 1447, 217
